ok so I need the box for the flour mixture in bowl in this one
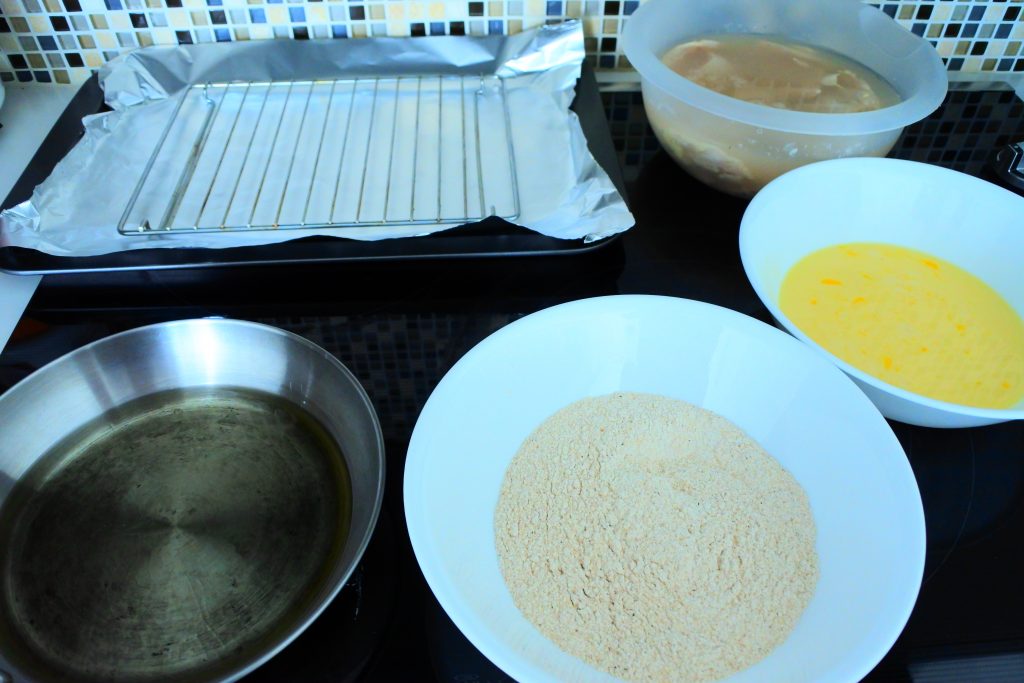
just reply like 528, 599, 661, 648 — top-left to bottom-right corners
495, 392, 819, 683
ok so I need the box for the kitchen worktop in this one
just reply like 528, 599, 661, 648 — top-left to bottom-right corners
0, 83, 78, 351
2, 85, 1024, 682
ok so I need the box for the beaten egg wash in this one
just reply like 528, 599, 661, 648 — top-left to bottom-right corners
780, 243, 1024, 409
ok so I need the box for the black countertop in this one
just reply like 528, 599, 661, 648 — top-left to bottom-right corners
2, 85, 1024, 682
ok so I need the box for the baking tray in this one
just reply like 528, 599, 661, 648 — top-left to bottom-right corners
0, 64, 624, 275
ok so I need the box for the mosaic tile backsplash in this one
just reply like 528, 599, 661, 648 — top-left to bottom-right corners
1, 1, 1024, 86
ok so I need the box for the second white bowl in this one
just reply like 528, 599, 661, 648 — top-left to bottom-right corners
740, 157, 1024, 428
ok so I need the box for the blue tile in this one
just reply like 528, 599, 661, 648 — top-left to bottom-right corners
488, 19, 502, 34
911, 23, 925, 36
948, 57, 964, 70
546, 1, 561, 16
623, 1, 638, 15
996, 23, 1011, 39
34, 70, 51, 82
961, 23, 977, 38
16, 70, 32, 82
882, 4, 896, 18
38, 35, 58, 50
249, 8, 265, 22
332, 24, 347, 38
103, 0, 121, 9
266, 0, 281, 4
214, 27, 230, 41
288, 6, 304, 21
599, 54, 614, 68
429, 21, 444, 35
1000, 58, 1014, 70
207, 0, 222, 4
969, 6, 984, 21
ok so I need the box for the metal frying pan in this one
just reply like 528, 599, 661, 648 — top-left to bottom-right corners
0, 319, 384, 682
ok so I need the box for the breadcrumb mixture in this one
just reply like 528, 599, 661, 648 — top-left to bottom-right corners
495, 392, 818, 683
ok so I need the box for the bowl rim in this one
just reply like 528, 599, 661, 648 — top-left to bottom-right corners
405, 294, 925, 683
739, 157, 1024, 423
621, 0, 948, 136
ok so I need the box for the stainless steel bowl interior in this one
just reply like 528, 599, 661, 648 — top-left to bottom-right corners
0, 319, 385, 683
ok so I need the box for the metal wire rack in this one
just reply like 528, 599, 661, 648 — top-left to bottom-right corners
117, 74, 521, 235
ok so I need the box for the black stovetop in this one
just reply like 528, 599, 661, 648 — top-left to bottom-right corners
2, 85, 1024, 683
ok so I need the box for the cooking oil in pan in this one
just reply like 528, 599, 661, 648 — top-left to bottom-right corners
0, 386, 352, 682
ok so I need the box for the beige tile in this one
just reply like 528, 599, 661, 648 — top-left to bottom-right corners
191, 10, 208, 25
234, 26, 249, 40
29, 15, 50, 32
9, 17, 29, 33
27, 53, 45, 69
932, 5, 951, 22
78, 34, 96, 48
489, 1, 502, 17
109, 12, 131, 30
267, 6, 286, 24
370, 4, 384, 20
43, 0, 61, 11
84, 50, 103, 67
388, 20, 409, 36
97, 31, 117, 48
90, 13, 108, 29
308, 5, 327, 22
604, 18, 618, 33
69, 67, 92, 83
508, 18, 522, 33
152, 28, 175, 44
168, 9, 188, 27
428, 2, 445, 19
250, 24, 272, 39
55, 70, 71, 84
352, 23, 367, 38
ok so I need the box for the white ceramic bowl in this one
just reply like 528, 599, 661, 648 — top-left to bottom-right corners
405, 295, 924, 683
740, 157, 1024, 428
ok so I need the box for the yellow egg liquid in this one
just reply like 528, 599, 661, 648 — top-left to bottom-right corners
779, 243, 1024, 409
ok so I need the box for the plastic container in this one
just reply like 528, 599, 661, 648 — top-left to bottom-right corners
622, 0, 947, 197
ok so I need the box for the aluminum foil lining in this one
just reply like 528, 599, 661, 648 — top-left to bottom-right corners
0, 22, 634, 257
